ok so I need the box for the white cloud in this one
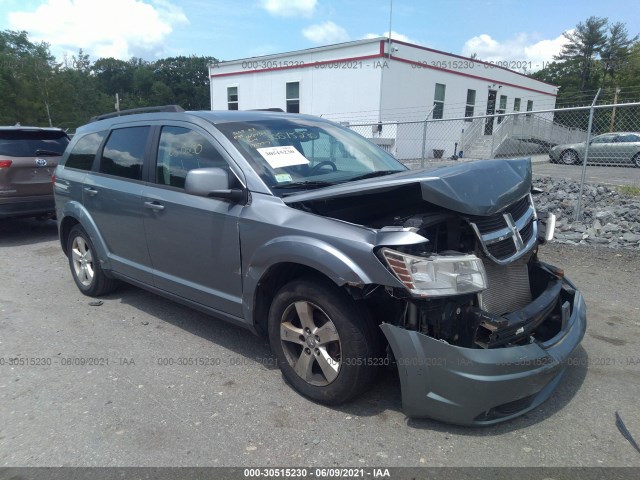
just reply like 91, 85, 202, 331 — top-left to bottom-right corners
363, 31, 419, 45
303, 21, 349, 44
8, 0, 189, 60
462, 32, 571, 71
260, 0, 316, 18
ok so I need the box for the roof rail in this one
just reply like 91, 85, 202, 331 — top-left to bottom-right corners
248, 108, 285, 112
90, 105, 185, 122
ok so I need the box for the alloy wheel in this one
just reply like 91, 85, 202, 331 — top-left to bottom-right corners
71, 235, 95, 287
279, 301, 342, 386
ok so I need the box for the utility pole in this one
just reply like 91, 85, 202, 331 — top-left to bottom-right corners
387, 0, 393, 59
609, 87, 620, 132
115, 93, 120, 112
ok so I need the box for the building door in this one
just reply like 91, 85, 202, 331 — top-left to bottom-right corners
484, 90, 497, 135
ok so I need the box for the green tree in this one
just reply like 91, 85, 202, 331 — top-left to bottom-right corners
0, 30, 57, 125
554, 16, 608, 92
600, 22, 638, 88
153, 56, 217, 109
92, 57, 134, 95
0, 29, 220, 130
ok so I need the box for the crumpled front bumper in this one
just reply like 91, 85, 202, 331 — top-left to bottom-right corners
380, 276, 586, 426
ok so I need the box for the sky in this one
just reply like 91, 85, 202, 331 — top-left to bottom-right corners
1, 0, 639, 70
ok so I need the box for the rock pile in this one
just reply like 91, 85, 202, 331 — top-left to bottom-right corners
533, 176, 640, 249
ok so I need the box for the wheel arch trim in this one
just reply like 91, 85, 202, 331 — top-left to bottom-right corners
59, 202, 111, 270
242, 236, 389, 329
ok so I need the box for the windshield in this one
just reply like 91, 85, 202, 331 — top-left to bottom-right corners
215, 118, 406, 195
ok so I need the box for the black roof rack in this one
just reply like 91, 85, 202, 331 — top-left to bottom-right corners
90, 105, 185, 123
248, 108, 285, 112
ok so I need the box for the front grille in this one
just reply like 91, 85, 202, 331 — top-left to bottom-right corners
468, 195, 537, 264
486, 238, 519, 264
469, 196, 530, 233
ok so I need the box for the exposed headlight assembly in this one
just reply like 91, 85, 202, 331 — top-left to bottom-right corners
381, 248, 488, 297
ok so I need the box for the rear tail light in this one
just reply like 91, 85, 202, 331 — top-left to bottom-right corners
52, 172, 56, 185
0, 160, 12, 168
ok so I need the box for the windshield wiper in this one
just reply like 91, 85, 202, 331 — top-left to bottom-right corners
35, 149, 63, 156
274, 180, 335, 190
347, 170, 403, 182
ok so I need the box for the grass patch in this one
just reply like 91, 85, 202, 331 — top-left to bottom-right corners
618, 184, 640, 196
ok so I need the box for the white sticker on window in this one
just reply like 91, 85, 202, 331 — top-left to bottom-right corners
275, 173, 293, 183
257, 146, 309, 169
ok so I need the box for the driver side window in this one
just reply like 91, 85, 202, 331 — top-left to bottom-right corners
156, 126, 231, 189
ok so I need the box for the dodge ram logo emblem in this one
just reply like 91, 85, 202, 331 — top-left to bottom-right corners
35, 158, 48, 167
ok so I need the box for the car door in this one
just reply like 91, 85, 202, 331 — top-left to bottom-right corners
614, 133, 640, 165
82, 125, 154, 284
588, 134, 617, 163
142, 124, 244, 317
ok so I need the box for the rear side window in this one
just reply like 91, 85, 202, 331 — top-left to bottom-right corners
619, 134, 640, 143
64, 131, 106, 170
0, 130, 69, 157
99, 127, 150, 181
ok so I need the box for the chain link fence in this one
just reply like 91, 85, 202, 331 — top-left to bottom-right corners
343, 102, 640, 219
346, 102, 640, 167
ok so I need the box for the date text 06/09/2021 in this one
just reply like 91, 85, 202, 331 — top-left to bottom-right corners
243, 468, 392, 478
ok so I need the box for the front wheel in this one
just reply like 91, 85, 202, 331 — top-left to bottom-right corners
268, 277, 381, 405
632, 153, 640, 168
67, 225, 118, 296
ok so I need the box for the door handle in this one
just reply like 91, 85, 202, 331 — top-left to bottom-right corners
84, 187, 98, 196
144, 201, 165, 211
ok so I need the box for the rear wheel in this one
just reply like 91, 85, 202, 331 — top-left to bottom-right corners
67, 225, 117, 296
561, 150, 578, 165
632, 153, 640, 168
268, 277, 381, 405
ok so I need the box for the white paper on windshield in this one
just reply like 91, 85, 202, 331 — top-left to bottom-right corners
257, 146, 309, 169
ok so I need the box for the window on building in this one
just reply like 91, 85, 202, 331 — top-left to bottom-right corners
433, 83, 446, 119
286, 82, 300, 113
514, 98, 521, 112
464, 89, 476, 121
99, 127, 150, 181
497, 94, 507, 124
227, 86, 238, 110
526, 100, 534, 117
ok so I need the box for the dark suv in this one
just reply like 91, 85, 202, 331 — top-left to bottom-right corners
54, 106, 586, 426
0, 126, 69, 219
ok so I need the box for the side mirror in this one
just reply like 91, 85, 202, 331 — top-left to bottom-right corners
185, 168, 246, 203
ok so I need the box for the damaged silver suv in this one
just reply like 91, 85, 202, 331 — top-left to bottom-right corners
54, 107, 586, 426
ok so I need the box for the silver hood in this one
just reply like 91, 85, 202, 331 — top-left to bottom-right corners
283, 158, 532, 216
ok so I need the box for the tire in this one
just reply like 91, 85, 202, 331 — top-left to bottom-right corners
633, 153, 640, 168
560, 150, 578, 165
268, 277, 381, 405
67, 225, 118, 296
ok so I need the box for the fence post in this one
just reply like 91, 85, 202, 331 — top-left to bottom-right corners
490, 121, 497, 158
420, 118, 428, 168
575, 89, 601, 222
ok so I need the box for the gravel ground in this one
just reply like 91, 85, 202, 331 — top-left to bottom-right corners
534, 176, 640, 249
0, 217, 639, 469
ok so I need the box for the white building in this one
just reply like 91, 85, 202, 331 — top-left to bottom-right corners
209, 38, 560, 159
